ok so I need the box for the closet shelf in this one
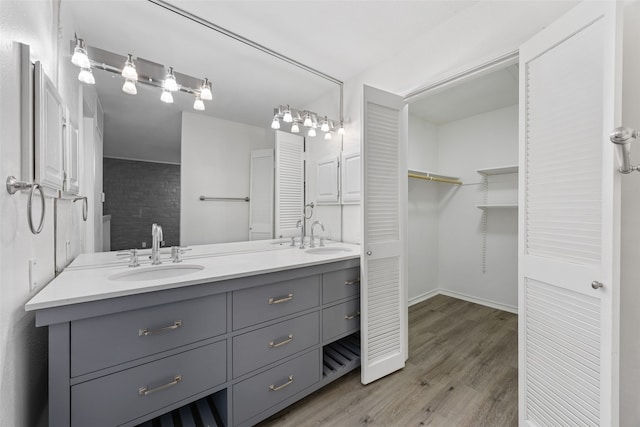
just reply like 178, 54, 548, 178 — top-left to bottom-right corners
476, 204, 518, 209
476, 165, 519, 176
408, 169, 462, 185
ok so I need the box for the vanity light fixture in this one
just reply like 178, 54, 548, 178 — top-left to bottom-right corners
271, 115, 281, 130
164, 67, 179, 92
320, 116, 330, 132
308, 126, 317, 137
291, 122, 300, 133
121, 54, 138, 81
193, 95, 205, 111
283, 106, 293, 123
71, 38, 90, 68
78, 67, 95, 85
122, 78, 137, 95
160, 88, 174, 103
324, 132, 332, 140
338, 122, 345, 135
200, 78, 213, 101
303, 112, 313, 128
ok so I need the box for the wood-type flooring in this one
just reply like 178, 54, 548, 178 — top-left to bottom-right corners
258, 295, 518, 427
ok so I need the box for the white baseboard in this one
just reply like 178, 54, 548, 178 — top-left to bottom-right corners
408, 288, 517, 314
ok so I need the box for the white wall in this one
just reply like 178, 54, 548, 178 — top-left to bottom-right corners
181, 112, 272, 245
620, 1, 640, 424
0, 2, 60, 426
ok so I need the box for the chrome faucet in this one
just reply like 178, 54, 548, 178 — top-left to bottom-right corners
151, 223, 163, 265
296, 219, 305, 249
309, 221, 325, 248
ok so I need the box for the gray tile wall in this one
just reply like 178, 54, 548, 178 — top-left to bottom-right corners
103, 158, 180, 251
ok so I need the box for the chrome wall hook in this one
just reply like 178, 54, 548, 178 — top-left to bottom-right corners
6, 176, 45, 234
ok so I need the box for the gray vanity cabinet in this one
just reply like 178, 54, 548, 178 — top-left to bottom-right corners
38, 258, 360, 427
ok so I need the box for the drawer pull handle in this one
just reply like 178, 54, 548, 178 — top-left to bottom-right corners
269, 375, 294, 392
268, 294, 294, 305
269, 334, 294, 348
345, 312, 361, 320
139, 320, 182, 337
138, 375, 182, 396
345, 278, 361, 286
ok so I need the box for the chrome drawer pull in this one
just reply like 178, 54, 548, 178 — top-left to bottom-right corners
345, 312, 361, 320
269, 334, 293, 348
345, 278, 360, 286
269, 375, 294, 392
139, 320, 182, 337
138, 375, 182, 396
268, 294, 294, 304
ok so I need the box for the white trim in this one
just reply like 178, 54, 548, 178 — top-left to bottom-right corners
102, 155, 181, 166
408, 288, 518, 314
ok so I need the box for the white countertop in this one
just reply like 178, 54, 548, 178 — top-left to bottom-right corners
25, 241, 360, 312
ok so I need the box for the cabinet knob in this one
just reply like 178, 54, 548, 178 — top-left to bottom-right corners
591, 281, 604, 290
366, 251, 372, 256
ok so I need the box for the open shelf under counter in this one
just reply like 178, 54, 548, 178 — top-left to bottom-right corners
408, 169, 462, 185
476, 204, 518, 209
476, 165, 519, 176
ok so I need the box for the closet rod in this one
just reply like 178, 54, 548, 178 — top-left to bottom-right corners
408, 173, 462, 185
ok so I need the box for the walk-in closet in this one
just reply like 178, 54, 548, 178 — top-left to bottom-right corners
407, 63, 519, 313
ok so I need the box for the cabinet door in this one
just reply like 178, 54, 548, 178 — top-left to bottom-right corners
341, 151, 361, 204
65, 116, 80, 195
34, 61, 65, 191
315, 156, 339, 204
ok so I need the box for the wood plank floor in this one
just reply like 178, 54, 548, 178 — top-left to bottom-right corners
257, 295, 518, 427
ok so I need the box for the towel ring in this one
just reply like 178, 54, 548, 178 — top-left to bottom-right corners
73, 196, 88, 221
6, 176, 45, 235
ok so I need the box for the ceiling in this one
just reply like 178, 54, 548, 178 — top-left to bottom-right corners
409, 64, 519, 125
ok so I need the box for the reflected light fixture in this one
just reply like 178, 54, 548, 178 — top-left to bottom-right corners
78, 68, 95, 85
303, 112, 313, 128
200, 78, 213, 101
160, 88, 173, 103
122, 78, 137, 95
320, 116, 330, 132
193, 95, 205, 111
164, 66, 179, 92
121, 54, 138, 80
271, 115, 281, 130
71, 38, 90, 68
308, 126, 317, 137
338, 122, 345, 135
291, 122, 300, 133
283, 106, 293, 123
324, 132, 332, 140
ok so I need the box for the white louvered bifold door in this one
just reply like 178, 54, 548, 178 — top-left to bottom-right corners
275, 131, 304, 238
518, 3, 622, 426
249, 149, 274, 241
361, 85, 408, 384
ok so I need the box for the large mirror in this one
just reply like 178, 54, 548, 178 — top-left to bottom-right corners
64, 1, 345, 252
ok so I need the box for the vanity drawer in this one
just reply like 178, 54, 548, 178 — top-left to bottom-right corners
323, 299, 361, 342
71, 293, 226, 376
233, 312, 319, 378
71, 340, 226, 427
233, 349, 320, 425
232, 275, 320, 330
322, 267, 360, 304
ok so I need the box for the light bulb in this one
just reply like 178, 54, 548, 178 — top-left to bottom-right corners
71, 39, 90, 68
308, 127, 316, 137
163, 67, 178, 92
303, 112, 312, 128
338, 123, 345, 135
160, 89, 173, 103
271, 115, 281, 130
122, 78, 137, 95
121, 54, 138, 81
193, 95, 205, 111
283, 106, 293, 123
324, 132, 332, 140
320, 116, 330, 132
291, 122, 300, 133
200, 78, 212, 101
78, 68, 95, 85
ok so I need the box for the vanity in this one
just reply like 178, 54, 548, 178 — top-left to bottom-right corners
26, 241, 361, 427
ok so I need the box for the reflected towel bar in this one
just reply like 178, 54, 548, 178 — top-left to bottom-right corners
199, 196, 250, 202
408, 172, 462, 185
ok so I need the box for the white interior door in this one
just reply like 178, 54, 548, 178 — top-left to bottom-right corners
274, 130, 304, 238
361, 85, 408, 384
249, 149, 274, 240
518, 3, 621, 426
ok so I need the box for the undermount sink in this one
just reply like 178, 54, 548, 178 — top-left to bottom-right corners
109, 264, 205, 281
305, 247, 353, 255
